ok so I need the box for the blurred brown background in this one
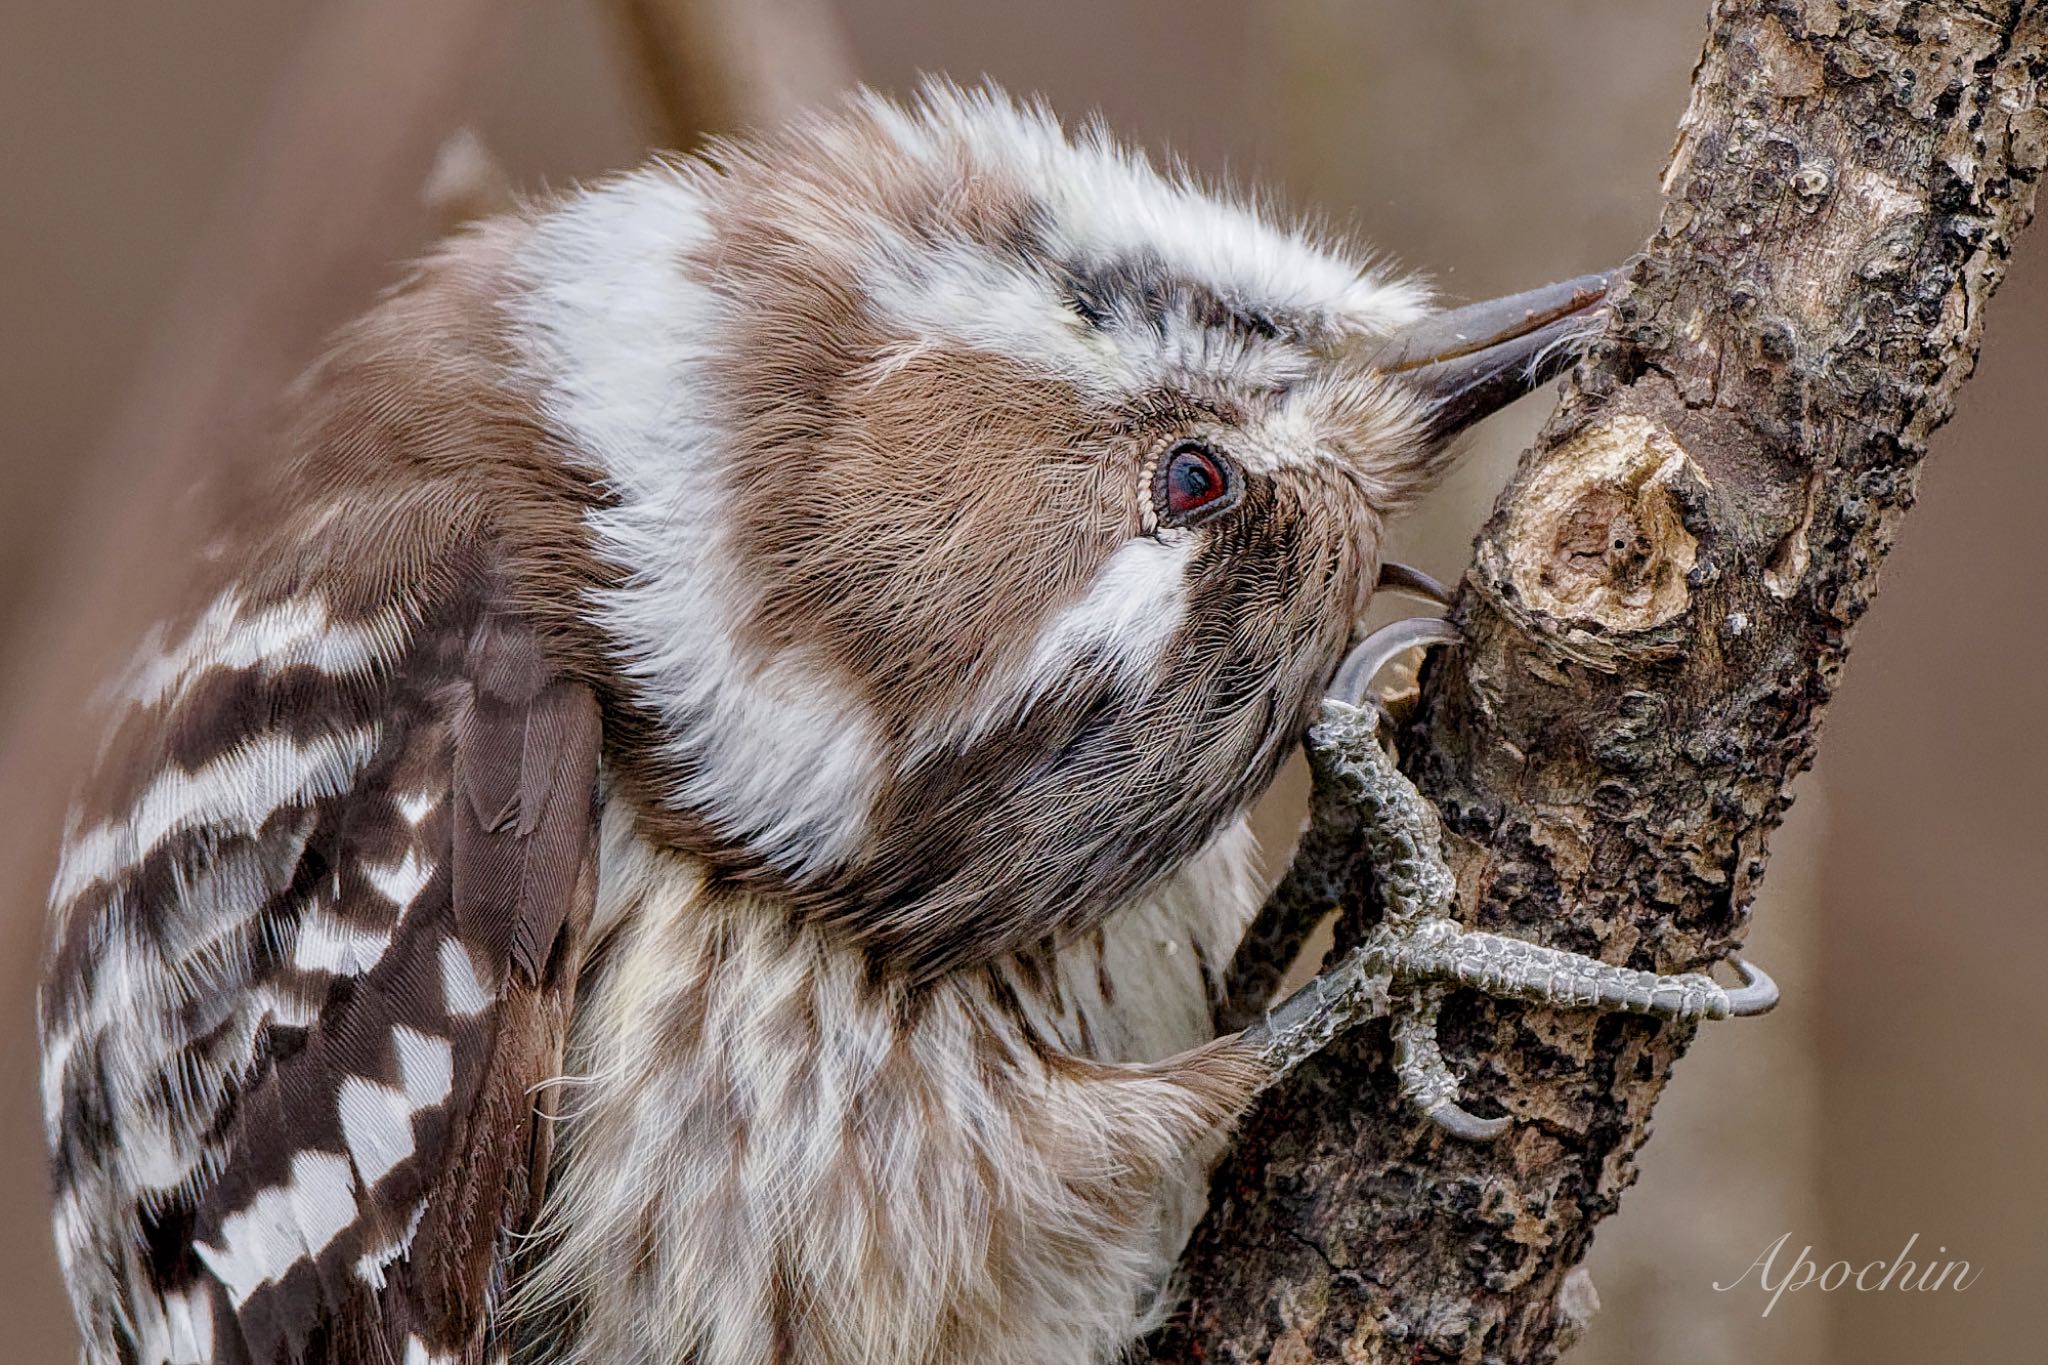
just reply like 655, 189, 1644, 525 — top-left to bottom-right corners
0, 3, 2038, 1361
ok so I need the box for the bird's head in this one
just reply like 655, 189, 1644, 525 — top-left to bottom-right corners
508, 83, 1606, 978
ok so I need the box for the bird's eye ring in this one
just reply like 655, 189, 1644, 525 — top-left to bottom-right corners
1154, 441, 1239, 528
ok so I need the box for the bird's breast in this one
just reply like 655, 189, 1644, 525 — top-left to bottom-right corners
509, 793, 1263, 1365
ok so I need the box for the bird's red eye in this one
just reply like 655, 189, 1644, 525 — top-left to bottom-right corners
1156, 441, 1237, 526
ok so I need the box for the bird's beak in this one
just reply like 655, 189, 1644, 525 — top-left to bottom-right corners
1373, 271, 1615, 443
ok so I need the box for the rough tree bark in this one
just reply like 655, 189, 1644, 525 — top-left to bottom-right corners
1155, 2, 2046, 1361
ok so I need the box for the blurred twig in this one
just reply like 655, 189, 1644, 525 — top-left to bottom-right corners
608, 0, 855, 147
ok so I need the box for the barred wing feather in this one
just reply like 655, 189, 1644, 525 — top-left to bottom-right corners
40, 557, 602, 1365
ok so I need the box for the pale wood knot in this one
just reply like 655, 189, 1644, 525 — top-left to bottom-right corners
1478, 415, 1705, 670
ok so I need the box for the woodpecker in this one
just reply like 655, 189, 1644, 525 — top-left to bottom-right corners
40, 84, 1770, 1365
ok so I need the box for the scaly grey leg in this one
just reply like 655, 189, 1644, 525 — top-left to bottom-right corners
1243, 623, 1776, 1140
1219, 567, 1453, 1031
1390, 984, 1510, 1141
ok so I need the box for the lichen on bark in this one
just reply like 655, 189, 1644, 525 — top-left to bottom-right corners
1154, 2, 2048, 1360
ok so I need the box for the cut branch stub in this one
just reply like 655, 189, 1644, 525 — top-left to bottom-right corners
1157, 2, 2046, 1361
1481, 412, 1704, 667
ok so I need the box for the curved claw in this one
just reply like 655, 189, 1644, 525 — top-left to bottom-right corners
1721, 954, 1779, 1017
1390, 985, 1513, 1142
1329, 615, 1462, 706
1424, 1101, 1512, 1142
1375, 560, 1455, 607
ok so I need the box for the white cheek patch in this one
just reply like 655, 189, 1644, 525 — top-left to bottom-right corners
664, 642, 882, 872
940, 534, 1192, 754
1027, 535, 1192, 687
586, 495, 885, 876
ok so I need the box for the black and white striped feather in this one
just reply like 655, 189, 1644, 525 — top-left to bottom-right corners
41, 549, 601, 1365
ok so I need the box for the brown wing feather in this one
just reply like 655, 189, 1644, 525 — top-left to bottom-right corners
41, 552, 601, 1365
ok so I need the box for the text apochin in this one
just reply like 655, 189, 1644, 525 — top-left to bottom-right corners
1715, 1232, 1981, 1316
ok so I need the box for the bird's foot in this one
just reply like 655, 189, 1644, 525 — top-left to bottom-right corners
1242, 615, 1776, 1140
1358, 917, 1776, 1139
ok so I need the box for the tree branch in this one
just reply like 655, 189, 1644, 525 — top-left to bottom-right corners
607, 0, 855, 149
1155, 2, 2047, 1360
